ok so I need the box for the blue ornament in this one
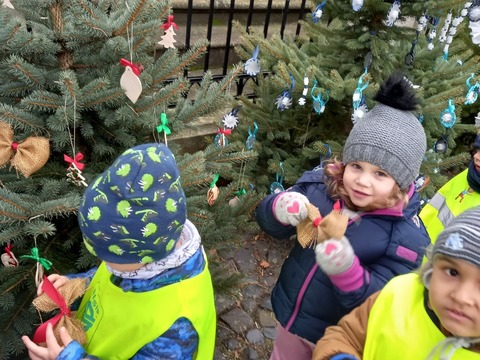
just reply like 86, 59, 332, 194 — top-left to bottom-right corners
270, 162, 285, 194
246, 122, 258, 150
312, 1, 327, 23
434, 137, 448, 154
465, 73, 480, 105
352, 69, 369, 110
214, 133, 229, 148
440, 99, 456, 128
311, 79, 330, 115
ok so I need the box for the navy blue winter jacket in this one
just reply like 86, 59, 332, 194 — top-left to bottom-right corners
256, 170, 430, 344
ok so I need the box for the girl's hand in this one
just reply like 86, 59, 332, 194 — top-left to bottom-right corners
37, 274, 69, 296
22, 324, 73, 360
315, 236, 355, 275
273, 191, 309, 226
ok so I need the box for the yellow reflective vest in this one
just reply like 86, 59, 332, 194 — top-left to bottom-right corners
364, 273, 480, 359
76, 261, 216, 359
420, 169, 480, 244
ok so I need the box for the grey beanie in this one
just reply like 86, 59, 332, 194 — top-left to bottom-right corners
343, 74, 427, 190
433, 206, 480, 267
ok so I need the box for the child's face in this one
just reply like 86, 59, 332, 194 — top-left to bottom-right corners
473, 149, 480, 172
106, 262, 144, 272
429, 256, 480, 337
342, 161, 396, 209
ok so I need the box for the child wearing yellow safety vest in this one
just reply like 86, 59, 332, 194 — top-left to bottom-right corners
313, 206, 480, 360
22, 143, 216, 360
420, 135, 480, 244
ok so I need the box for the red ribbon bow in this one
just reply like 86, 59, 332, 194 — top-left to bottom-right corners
33, 276, 70, 344
64, 152, 85, 171
4, 243, 14, 256
216, 128, 232, 135
162, 15, 179, 31
119, 58, 143, 76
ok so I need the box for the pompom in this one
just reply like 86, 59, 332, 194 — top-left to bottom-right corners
374, 72, 419, 111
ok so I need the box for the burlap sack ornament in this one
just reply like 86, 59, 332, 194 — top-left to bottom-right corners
0, 121, 50, 177
297, 201, 348, 248
32, 277, 87, 345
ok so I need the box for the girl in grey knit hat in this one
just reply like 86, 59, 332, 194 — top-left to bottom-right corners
312, 206, 480, 360
256, 73, 430, 359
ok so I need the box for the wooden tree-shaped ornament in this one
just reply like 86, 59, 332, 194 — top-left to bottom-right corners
296, 201, 348, 248
158, 26, 177, 49
158, 14, 179, 49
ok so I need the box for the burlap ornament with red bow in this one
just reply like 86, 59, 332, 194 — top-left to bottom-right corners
0, 121, 50, 177
32, 277, 87, 345
296, 201, 349, 248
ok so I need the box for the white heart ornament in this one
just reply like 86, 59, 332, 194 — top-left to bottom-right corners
3, 0, 14, 9
120, 66, 142, 103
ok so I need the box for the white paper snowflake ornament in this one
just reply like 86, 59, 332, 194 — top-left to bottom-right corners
468, 4, 480, 22
312, 1, 327, 23
352, 103, 368, 124
475, 111, 480, 128
222, 107, 241, 129
245, 46, 261, 76
469, 19, 480, 44
352, 0, 363, 12
385, 1, 401, 27
276, 92, 293, 110
275, 74, 295, 111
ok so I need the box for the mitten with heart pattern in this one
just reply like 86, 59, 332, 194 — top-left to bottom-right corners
272, 191, 309, 226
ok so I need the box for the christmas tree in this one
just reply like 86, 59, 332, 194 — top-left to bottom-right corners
0, 1, 261, 358
235, 0, 479, 199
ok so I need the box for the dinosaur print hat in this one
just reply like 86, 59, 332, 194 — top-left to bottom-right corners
78, 143, 187, 265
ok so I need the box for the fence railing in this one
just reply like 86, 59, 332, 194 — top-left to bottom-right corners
178, 0, 308, 96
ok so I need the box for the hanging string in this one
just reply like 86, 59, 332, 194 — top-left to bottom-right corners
125, 0, 134, 62
20, 241, 52, 287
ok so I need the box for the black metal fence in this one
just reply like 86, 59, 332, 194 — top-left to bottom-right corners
179, 0, 308, 96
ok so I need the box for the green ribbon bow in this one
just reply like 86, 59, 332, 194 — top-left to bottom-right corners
209, 174, 220, 188
156, 113, 171, 135
20, 247, 52, 270
234, 188, 247, 197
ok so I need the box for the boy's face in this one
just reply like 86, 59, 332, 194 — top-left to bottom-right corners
429, 256, 480, 337
343, 161, 396, 209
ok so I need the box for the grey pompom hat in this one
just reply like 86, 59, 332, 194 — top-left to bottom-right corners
343, 75, 427, 190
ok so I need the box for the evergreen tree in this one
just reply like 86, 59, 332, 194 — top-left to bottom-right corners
235, 0, 479, 199
0, 1, 260, 358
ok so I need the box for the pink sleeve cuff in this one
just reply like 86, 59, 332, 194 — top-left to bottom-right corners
328, 256, 367, 292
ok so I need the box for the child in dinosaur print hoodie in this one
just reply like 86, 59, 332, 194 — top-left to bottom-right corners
22, 143, 216, 360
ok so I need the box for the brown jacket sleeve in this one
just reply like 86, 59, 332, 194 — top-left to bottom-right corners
312, 291, 380, 360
